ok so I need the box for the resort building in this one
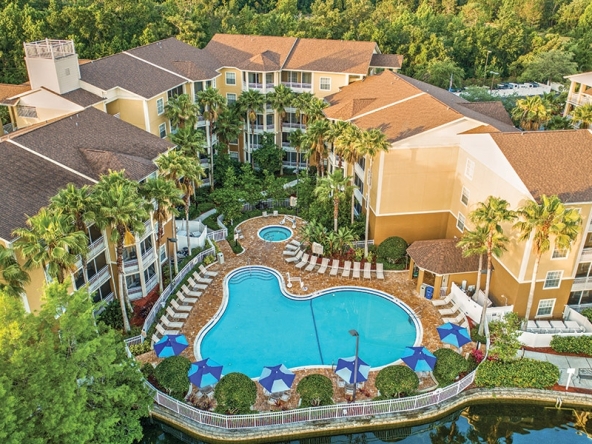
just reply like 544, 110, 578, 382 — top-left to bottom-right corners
0, 107, 174, 312
564, 71, 592, 116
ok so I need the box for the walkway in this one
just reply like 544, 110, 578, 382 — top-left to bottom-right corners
523, 350, 592, 390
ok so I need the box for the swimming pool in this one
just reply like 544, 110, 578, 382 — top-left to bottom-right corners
196, 266, 420, 378
258, 225, 293, 242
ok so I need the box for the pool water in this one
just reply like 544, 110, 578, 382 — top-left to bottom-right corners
258, 225, 292, 242
198, 267, 419, 377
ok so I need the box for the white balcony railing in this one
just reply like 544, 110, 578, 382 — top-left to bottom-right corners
123, 259, 139, 274
282, 122, 305, 130
581, 247, 592, 262
141, 248, 155, 266
281, 82, 312, 90
88, 236, 106, 258
145, 275, 159, 293
88, 266, 110, 290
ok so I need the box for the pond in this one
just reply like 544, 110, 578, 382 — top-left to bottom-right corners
141, 403, 592, 443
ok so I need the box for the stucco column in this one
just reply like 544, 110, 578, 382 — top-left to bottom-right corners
408, 259, 415, 281
433, 275, 443, 298
416, 269, 425, 293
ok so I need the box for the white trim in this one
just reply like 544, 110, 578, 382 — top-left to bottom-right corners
123, 52, 191, 82
6, 139, 97, 183
535, 298, 556, 318
156, 97, 164, 115
543, 270, 563, 289
350, 93, 425, 122
142, 100, 151, 133
460, 186, 470, 206
319, 77, 331, 91
456, 212, 465, 232
225, 72, 236, 85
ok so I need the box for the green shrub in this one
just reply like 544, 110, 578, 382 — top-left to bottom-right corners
375, 365, 419, 398
128, 341, 151, 356
214, 372, 257, 415
550, 335, 592, 356
471, 325, 487, 344
475, 359, 559, 389
433, 348, 470, 386
140, 363, 155, 379
581, 308, 592, 324
376, 236, 408, 270
202, 214, 220, 231
97, 300, 131, 331
197, 202, 216, 214
154, 356, 191, 400
297, 374, 334, 407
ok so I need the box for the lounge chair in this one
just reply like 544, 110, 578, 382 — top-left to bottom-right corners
199, 264, 218, 277
262, 211, 268, 217
285, 243, 299, 251
285, 250, 304, 263
305, 255, 318, 272
177, 290, 198, 304
363, 262, 372, 279
295, 253, 310, 269
284, 247, 300, 256
288, 239, 301, 248
186, 278, 208, 290
439, 303, 460, 316
431, 294, 453, 307
442, 313, 465, 325
526, 320, 538, 332
167, 306, 188, 320
550, 320, 567, 331
151, 334, 161, 345
273, 210, 278, 217
156, 324, 179, 337
317, 258, 330, 274
329, 259, 339, 276
181, 284, 203, 297
459, 319, 469, 329
565, 320, 585, 332
160, 315, 183, 330
190, 272, 212, 285
342, 261, 351, 278
376, 263, 384, 280
352, 261, 361, 279
171, 299, 192, 312
536, 320, 553, 333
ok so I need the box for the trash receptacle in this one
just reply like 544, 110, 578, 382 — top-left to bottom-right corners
217, 252, 224, 265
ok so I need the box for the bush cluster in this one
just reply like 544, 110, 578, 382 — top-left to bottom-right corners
376, 237, 408, 270
97, 300, 131, 331
581, 308, 592, 324
550, 335, 592, 356
374, 365, 419, 399
296, 374, 334, 407
475, 359, 559, 389
433, 348, 470, 386
128, 341, 152, 356
154, 356, 191, 400
214, 373, 257, 415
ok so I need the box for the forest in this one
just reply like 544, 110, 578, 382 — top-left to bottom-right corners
0, 0, 591, 86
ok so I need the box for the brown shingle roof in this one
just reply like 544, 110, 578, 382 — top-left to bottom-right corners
126, 37, 219, 81
370, 53, 403, 69
0, 141, 92, 241
283, 39, 377, 74
460, 102, 515, 127
0, 83, 31, 102
80, 53, 186, 99
491, 130, 592, 203
407, 239, 480, 275
12, 107, 173, 181
61, 88, 104, 107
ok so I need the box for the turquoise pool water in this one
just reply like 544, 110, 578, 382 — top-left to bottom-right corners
258, 225, 292, 242
198, 267, 419, 377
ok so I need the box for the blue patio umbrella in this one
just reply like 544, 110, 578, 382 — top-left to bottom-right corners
335, 356, 370, 384
188, 358, 223, 388
259, 364, 295, 393
437, 322, 472, 348
401, 346, 437, 372
153, 334, 189, 358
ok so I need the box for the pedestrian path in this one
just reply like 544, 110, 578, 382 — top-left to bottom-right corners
522, 350, 592, 389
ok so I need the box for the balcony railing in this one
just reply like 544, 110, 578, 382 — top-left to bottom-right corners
248, 82, 263, 89
581, 247, 592, 262
145, 275, 159, 293
88, 266, 110, 290
266, 83, 275, 89
282, 122, 306, 130
123, 258, 139, 274
127, 285, 143, 298
568, 94, 592, 107
141, 248, 155, 266
88, 236, 106, 258
266, 124, 275, 131
281, 82, 312, 90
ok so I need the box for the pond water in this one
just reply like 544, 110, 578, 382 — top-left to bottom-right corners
141, 403, 592, 443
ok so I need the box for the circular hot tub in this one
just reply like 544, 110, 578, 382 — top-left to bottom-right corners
258, 225, 293, 242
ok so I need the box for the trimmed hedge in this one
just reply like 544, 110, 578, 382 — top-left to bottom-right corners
375, 365, 419, 399
550, 335, 592, 356
214, 373, 257, 415
154, 356, 191, 400
475, 359, 559, 389
581, 308, 592, 324
376, 236, 408, 270
297, 374, 334, 407
433, 348, 470, 386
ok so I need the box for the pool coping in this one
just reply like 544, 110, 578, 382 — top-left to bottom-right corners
193, 265, 423, 378
257, 225, 294, 242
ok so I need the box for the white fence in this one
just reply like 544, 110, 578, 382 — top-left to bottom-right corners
351, 240, 375, 249
448, 283, 513, 324
206, 229, 227, 242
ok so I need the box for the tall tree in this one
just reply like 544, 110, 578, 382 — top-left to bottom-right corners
93, 171, 149, 333
571, 103, 592, 129
237, 89, 265, 165
267, 84, 295, 174
197, 87, 226, 190
140, 177, 183, 292
13, 207, 88, 285
514, 195, 581, 323
164, 93, 199, 129
314, 169, 354, 232
289, 128, 306, 170
336, 123, 363, 224
214, 104, 243, 150
169, 126, 207, 159
456, 225, 488, 301
0, 245, 30, 298
304, 118, 331, 177
511, 96, 551, 130
354, 128, 390, 257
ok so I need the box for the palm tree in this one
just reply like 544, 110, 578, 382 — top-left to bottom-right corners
293, 92, 315, 126
288, 128, 305, 170
92, 171, 149, 333
164, 93, 199, 129
314, 169, 355, 232
514, 195, 581, 323
197, 88, 226, 190
214, 104, 243, 149
337, 123, 363, 224
13, 207, 88, 285
267, 85, 295, 175
0, 245, 30, 298
237, 89, 265, 165
304, 119, 331, 177
511, 96, 551, 130
50, 184, 95, 289
456, 225, 488, 301
326, 120, 351, 168
305, 97, 329, 123
140, 177, 183, 292
470, 196, 516, 334
169, 126, 207, 159
354, 128, 390, 257
571, 104, 592, 129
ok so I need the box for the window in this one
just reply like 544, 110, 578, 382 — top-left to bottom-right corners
140, 237, 153, 256
302, 72, 312, 85
126, 273, 141, 289
552, 246, 568, 259
266, 73, 274, 86
320, 77, 331, 91
226, 93, 236, 105
357, 157, 366, 170
65, 67, 71, 76
354, 173, 364, 194
568, 290, 592, 306
167, 85, 184, 99
225, 72, 236, 85
465, 158, 475, 180
92, 280, 113, 303
266, 113, 274, 127
543, 271, 562, 289
156, 98, 164, 115
536, 298, 556, 317
122, 246, 137, 262
229, 151, 239, 159
461, 187, 470, 206
144, 263, 157, 282
158, 123, 166, 139
456, 212, 466, 232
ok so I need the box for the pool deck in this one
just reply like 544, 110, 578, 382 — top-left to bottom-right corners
140, 215, 473, 410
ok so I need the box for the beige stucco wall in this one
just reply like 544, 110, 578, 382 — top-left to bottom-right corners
370, 211, 452, 245
107, 98, 147, 132
311, 72, 349, 98
217, 68, 244, 99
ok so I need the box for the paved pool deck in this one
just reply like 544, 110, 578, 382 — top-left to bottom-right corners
522, 350, 592, 390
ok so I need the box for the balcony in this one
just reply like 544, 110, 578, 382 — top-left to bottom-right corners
567, 93, 592, 107
281, 82, 312, 91
88, 266, 110, 291
252, 123, 265, 132
248, 82, 263, 89
282, 122, 306, 131
145, 275, 159, 293
123, 259, 139, 274
581, 247, 592, 262
266, 124, 275, 131
127, 285, 143, 300
572, 276, 592, 292
266, 83, 275, 90
141, 248, 155, 267
88, 236, 106, 259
